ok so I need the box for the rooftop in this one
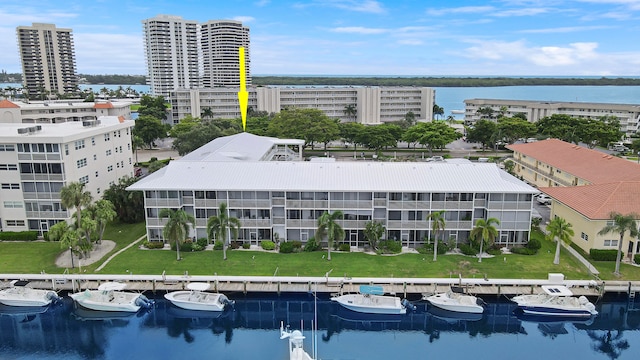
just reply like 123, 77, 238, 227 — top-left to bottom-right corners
506, 139, 640, 184
541, 181, 640, 219
0, 116, 133, 141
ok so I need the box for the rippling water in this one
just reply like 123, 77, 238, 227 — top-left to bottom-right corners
0, 293, 638, 360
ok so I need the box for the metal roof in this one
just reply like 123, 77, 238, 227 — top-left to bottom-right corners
180, 132, 303, 162
129, 160, 537, 193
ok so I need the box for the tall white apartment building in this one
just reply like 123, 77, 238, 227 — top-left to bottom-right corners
0, 99, 132, 124
200, 20, 250, 88
16, 23, 78, 99
142, 15, 199, 98
464, 99, 640, 136
0, 116, 135, 233
170, 86, 435, 125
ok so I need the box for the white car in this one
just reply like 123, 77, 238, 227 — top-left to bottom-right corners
536, 194, 551, 205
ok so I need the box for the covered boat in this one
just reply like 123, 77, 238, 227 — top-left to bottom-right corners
69, 282, 154, 313
0, 280, 61, 307
164, 282, 233, 312
511, 285, 598, 318
330, 285, 412, 315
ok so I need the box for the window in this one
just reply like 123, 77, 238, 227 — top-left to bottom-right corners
604, 240, 618, 247
107, 165, 113, 172
0, 144, 15, 151
95, 171, 99, 177
79, 175, 89, 184
5, 220, 25, 227
106, 149, 112, 156
104, 133, 110, 141
581, 232, 589, 241
74, 140, 85, 150
0, 164, 18, 171
119, 146, 123, 153
3, 201, 23, 208
1, 183, 20, 189
91, 137, 95, 146
64, 144, 69, 155
97, 188, 100, 194
77, 158, 87, 168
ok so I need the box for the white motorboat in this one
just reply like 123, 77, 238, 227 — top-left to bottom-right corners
331, 285, 413, 315
280, 321, 315, 360
0, 280, 61, 307
164, 282, 234, 312
424, 286, 485, 314
511, 285, 598, 318
69, 282, 154, 313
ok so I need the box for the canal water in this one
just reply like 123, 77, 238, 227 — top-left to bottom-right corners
1, 293, 638, 360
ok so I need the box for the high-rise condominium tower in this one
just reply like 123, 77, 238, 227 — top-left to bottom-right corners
142, 15, 199, 97
200, 20, 251, 88
16, 23, 78, 99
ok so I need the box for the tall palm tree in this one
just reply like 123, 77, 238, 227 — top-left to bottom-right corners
160, 208, 195, 261
201, 107, 214, 120
426, 210, 446, 261
598, 212, 639, 276
343, 104, 357, 122
60, 182, 93, 247
207, 203, 241, 260
470, 218, 500, 262
546, 216, 574, 265
317, 210, 345, 261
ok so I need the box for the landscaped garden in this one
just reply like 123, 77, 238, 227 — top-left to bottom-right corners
1, 222, 639, 281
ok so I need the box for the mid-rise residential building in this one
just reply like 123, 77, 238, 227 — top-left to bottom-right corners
129, 132, 537, 249
16, 23, 78, 99
200, 20, 250, 88
0, 100, 132, 124
464, 99, 640, 136
142, 15, 199, 97
507, 139, 640, 258
0, 116, 135, 233
170, 86, 435, 125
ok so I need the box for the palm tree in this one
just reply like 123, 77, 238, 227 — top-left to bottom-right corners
207, 203, 241, 260
60, 182, 93, 248
470, 218, 500, 263
426, 210, 446, 261
132, 135, 145, 166
546, 216, 575, 265
343, 104, 357, 122
201, 107, 214, 120
159, 208, 195, 261
598, 212, 639, 276
317, 210, 345, 261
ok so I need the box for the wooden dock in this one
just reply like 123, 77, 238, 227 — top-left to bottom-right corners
1, 272, 639, 299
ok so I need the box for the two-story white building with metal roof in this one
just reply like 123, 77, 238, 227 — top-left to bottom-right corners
129, 133, 537, 249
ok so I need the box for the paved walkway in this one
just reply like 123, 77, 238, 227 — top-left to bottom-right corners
95, 235, 146, 272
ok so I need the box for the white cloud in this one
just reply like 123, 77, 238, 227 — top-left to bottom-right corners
233, 16, 255, 23
426, 6, 495, 16
296, 0, 386, 14
331, 26, 388, 34
493, 7, 552, 16
519, 25, 612, 33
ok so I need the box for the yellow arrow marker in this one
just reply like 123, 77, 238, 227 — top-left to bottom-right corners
237, 46, 248, 131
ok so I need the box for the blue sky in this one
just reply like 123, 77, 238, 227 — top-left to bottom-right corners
1, 0, 639, 76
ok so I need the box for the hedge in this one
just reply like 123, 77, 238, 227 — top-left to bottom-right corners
0, 231, 39, 241
261, 240, 275, 251
279, 241, 295, 253
590, 249, 622, 261
511, 247, 537, 255
635, 254, 640, 265
143, 241, 165, 249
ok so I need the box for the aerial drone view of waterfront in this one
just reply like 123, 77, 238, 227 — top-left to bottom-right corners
1, 293, 638, 360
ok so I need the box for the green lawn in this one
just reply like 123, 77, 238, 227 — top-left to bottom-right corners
1, 222, 638, 281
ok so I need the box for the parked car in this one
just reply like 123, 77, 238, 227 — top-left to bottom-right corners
536, 194, 551, 205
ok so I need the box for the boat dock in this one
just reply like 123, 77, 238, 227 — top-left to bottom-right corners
1, 272, 639, 299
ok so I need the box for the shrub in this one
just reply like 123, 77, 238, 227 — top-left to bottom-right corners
242, 243, 251, 249
417, 243, 447, 255
459, 243, 477, 256
526, 238, 542, 250
511, 247, 537, 255
230, 241, 241, 250
196, 237, 209, 248
635, 254, 640, 265
487, 247, 502, 256
338, 243, 351, 252
0, 231, 39, 241
261, 240, 276, 251
279, 241, 295, 253
143, 241, 165, 249
416, 245, 430, 254
291, 240, 303, 251
590, 249, 621, 261
191, 243, 203, 252
378, 240, 402, 254
150, 157, 158, 162
170, 240, 193, 252
213, 240, 224, 250
304, 237, 320, 252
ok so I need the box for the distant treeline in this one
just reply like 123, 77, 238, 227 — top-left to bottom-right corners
80, 74, 147, 85
253, 76, 640, 87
